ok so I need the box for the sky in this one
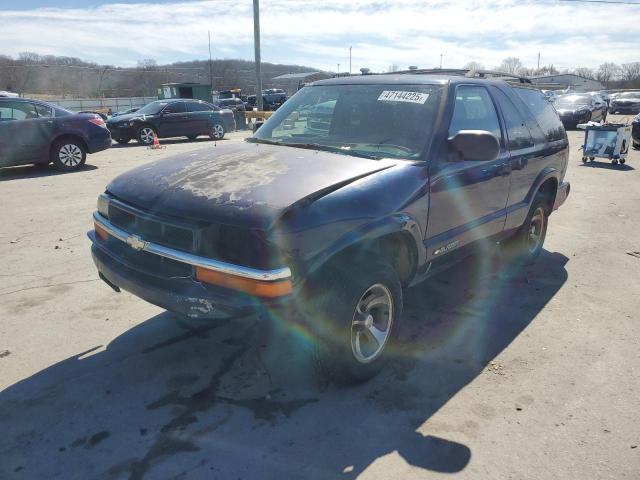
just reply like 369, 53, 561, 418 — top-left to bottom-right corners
1, 0, 640, 73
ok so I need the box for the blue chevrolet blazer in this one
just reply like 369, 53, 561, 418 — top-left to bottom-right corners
89, 72, 570, 383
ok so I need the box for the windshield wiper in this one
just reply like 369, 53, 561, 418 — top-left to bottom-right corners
246, 138, 381, 159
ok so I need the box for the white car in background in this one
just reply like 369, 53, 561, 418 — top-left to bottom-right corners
0, 91, 19, 98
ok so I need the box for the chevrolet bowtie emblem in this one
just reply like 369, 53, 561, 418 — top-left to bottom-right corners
126, 234, 146, 251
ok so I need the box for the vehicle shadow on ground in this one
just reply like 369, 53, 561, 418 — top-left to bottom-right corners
0, 163, 98, 181
109, 138, 230, 149
578, 161, 634, 171
0, 250, 568, 480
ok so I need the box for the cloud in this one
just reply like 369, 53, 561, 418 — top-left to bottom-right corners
1, 0, 639, 71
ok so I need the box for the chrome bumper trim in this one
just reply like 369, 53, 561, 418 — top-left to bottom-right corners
92, 211, 292, 281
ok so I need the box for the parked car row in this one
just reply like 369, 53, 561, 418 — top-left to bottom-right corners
554, 93, 607, 128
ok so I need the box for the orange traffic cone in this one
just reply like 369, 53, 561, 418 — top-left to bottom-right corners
148, 132, 165, 150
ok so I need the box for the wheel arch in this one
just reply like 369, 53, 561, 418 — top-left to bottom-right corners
306, 214, 422, 287
526, 168, 559, 209
50, 133, 88, 158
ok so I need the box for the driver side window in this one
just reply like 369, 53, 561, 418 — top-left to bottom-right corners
162, 102, 185, 114
449, 86, 502, 142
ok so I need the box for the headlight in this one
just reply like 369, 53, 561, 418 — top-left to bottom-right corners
97, 193, 110, 218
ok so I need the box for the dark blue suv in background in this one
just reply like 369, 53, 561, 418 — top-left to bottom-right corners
0, 98, 111, 171
89, 73, 570, 383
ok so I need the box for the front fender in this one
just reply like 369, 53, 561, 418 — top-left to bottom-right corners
303, 213, 424, 279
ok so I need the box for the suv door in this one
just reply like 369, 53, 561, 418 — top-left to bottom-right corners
158, 101, 187, 137
425, 85, 511, 258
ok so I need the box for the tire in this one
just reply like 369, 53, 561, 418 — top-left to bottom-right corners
503, 194, 550, 264
137, 125, 156, 145
187, 135, 198, 140
115, 138, 131, 144
301, 259, 403, 384
209, 123, 225, 140
51, 139, 86, 171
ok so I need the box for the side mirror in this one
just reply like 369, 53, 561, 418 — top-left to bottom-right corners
448, 130, 500, 162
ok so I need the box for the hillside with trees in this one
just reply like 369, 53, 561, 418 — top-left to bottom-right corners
0, 53, 320, 98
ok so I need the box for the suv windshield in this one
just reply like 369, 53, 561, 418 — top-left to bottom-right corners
556, 95, 591, 107
250, 84, 443, 159
135, 101, 170, 115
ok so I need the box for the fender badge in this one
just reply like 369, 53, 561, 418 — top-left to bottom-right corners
433, 240, 459, 256
126, 234, 146, 251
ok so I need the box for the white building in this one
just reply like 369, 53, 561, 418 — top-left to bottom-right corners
529, 74, 604, 92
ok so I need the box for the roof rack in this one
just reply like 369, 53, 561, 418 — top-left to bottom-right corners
390, 68, 532, 84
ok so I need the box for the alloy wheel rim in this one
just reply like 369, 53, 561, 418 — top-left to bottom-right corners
58, 144, 82, 166
350, 283, 394, 363
528, 207, 546, 254
213, 124, 224, 139
141, 128, 154, 144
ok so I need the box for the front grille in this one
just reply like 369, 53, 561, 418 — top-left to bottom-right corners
109, 203, 195, 252
105, 236, 192, 278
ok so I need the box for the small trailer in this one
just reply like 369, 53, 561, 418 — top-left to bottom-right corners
579, 122, 632, 166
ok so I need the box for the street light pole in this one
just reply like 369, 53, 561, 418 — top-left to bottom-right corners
253, 0, 263, 111
337, 63, 340, 74
349, 46, 352, 74
208, 31, 214, 90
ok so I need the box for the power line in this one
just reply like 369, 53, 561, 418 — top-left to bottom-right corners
557, 0, 640, 4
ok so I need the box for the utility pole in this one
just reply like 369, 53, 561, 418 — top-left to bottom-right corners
349, 46, 352, 74
337, 63, 340, 74
253, 0, 263, 111
440, 53, 443, 69
537, 52, 541, 75
208, 31, 214, 90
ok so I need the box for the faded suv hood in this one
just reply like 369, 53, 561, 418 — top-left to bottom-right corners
107, 141, 398, 229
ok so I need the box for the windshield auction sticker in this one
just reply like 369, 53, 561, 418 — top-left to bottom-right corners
378, 91, 429, 104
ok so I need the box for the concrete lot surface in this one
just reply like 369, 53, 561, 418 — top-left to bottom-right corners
1, 122, 639, 479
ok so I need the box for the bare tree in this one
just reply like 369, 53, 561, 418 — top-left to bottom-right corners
497, 57, 523, 75
573, 67, 595, 79
620, 62, 640, 82
463, 61, 484, 72
596, 62, 620, 86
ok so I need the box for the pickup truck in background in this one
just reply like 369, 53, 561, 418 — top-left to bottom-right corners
89, 74, 570, 383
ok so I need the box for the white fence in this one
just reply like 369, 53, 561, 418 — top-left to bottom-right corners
46, 96, 158, 113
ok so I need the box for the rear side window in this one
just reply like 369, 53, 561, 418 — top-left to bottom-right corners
35, 104, 54, 118
514, 88, 565, 142
449, 86, 502, 141
187, 102, 213, 112
162, 102, 186, 114
492, 89, 534, 150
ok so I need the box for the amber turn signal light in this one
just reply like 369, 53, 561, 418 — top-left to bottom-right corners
195, 267, 292, 298
94, 222, 109, 241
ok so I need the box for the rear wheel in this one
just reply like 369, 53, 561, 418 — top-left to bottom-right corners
51, 139, 86, 171
503, 194, 549, 263
302, 259, 403, 384
209, 123, 225, 140
137, 126, 156, 145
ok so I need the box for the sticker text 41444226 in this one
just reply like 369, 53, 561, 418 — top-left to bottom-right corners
377, 91, 429, 104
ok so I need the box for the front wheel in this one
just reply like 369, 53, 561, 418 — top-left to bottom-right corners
209, 123, 225, 140
51, 139, 86, 171
137, 126, 156, 145
503, 194, 549, 263
303, 259, 403, 384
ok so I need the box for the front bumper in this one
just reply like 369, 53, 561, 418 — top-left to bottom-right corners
89, 212, 293, 318
553, 181, 570, 211
107, 124, 136, 141
559, 112, 591, 125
